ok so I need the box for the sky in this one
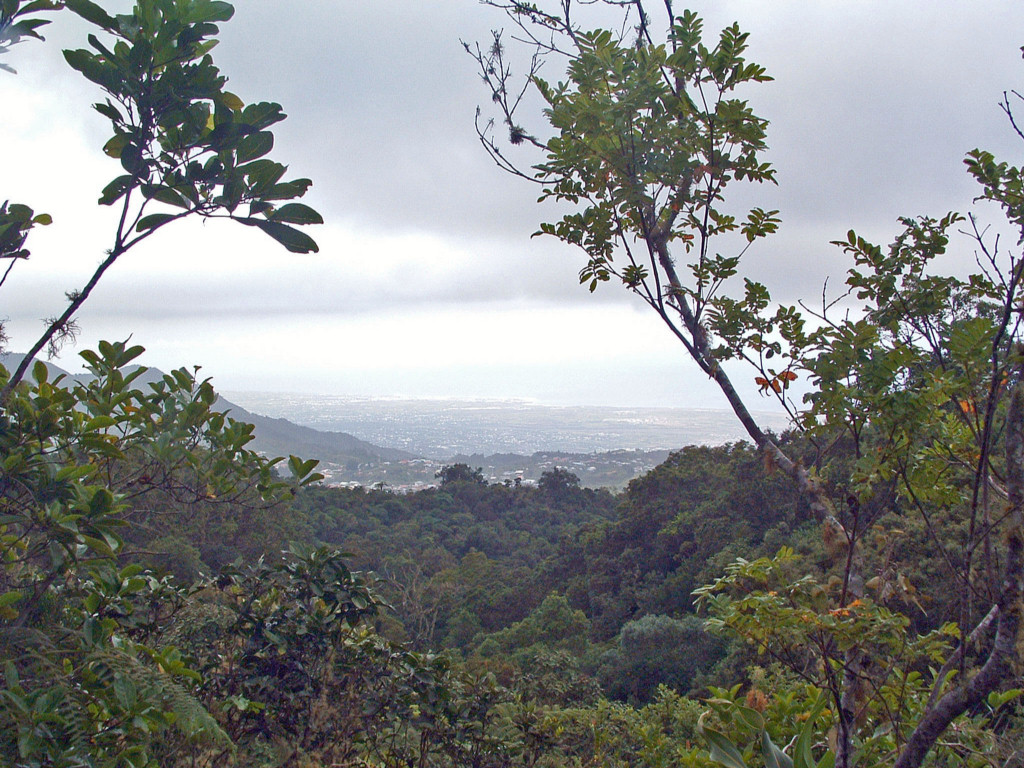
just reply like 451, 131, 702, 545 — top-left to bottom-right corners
2, 1, 1023, 409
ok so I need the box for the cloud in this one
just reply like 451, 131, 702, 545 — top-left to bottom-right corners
3, 1, 1023, 406
49, 298, 766, 409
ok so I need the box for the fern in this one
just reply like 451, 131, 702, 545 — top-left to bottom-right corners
87, 646, 234, 751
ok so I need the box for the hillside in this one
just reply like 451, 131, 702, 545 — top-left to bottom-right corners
215, 396, 415, 465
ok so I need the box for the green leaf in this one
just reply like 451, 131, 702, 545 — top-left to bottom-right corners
733, 705, 765, 734
240, 101, 286, 130
0, 591, 23, 609
269, 202, 323, 226
704, 726, 749, 768
241, 159, 286, 191
219, 90, 245, 111
113, 675, 137, 709
301, 472, 325, 487
288, 454, 320, 479
142, 185, 191, 209
93, 100, 122, 122
794, 691, 828, 768
262, 179, 313, 201
62, 48, 120, 91
250, 219, 319, 253
121, 343, 146, 366
82, 535, 115, 558
88, 488, 115, 517
84, 415, 116, 431
987, 688, 1023, 710
22, 1, 63, 13
136, 213, 177, 233
184, 1, 234, 24
236, 131, 274, 163
119, 564, 144, 579
119, 143, 145, 174
64, 0, 117, 29
103, 133, 129, 159
761, 730, 793, 768
56, 465, 93, 482
32, 359, 48, 384
99, 174, 135, 205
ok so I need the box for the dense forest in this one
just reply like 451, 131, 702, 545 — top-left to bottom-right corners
3, 1, 1024, 767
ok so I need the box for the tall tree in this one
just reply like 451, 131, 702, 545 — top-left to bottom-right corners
470, 4, 1024, 766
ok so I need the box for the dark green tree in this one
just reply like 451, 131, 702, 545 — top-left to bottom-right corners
537, 466, 581, 501
0, 2, 329, 764
598, 614, 725, 704
0, 341, 328, 766
437, 463, 487, 486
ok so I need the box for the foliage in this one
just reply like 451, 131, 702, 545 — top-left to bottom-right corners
0, 0, 321, 398
477, 592, 591, 659
569, 442, 812, 641
695, 552, 1024, 768
160, 544, 398, 766
0, 340, 323, 766
0, 344, 539, 768
7, 0, 1024, 764
0, 3, 332, 759
598, 614, 725, 704
537, 466, 581, 500
0, 0, 60, 73
471, 3, 1024, 767
61, 0, 322, 249
495, 686, 709, 768
294, 476, 617, 648
438, 462, 488, 486
294, 439, 829, 716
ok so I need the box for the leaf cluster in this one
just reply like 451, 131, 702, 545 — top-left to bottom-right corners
61, 0, 321, 253
0, 0, 60, 73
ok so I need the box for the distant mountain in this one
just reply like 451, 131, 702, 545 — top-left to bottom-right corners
0, 353, 414, 466
0, 352, 74, 381
213, 397, 415, 465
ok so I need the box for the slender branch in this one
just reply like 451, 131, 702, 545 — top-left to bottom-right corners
0, 244, 122, 403
895, 370, 1024, 768
0, 256, 17, 292
925, 603, 999, 710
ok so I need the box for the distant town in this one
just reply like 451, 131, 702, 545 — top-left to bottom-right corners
316, 449, 673, 492
223, 391, 791, 490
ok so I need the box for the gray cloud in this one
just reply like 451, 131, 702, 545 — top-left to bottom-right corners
210, 1, 1024, 299
5, 1, 1024, 405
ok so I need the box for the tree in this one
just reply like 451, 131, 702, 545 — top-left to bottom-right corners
0, 0, 322, 402
537, 466, 581, 501
437, 462, 487, 486
598, 613, 724, 704
470, 4, 1024, 766
0, 2, 329, 764
0, 341, 331, 765
478, 591, 590, 657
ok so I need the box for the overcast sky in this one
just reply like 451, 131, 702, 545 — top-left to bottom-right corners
2, 1, 1022, 408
